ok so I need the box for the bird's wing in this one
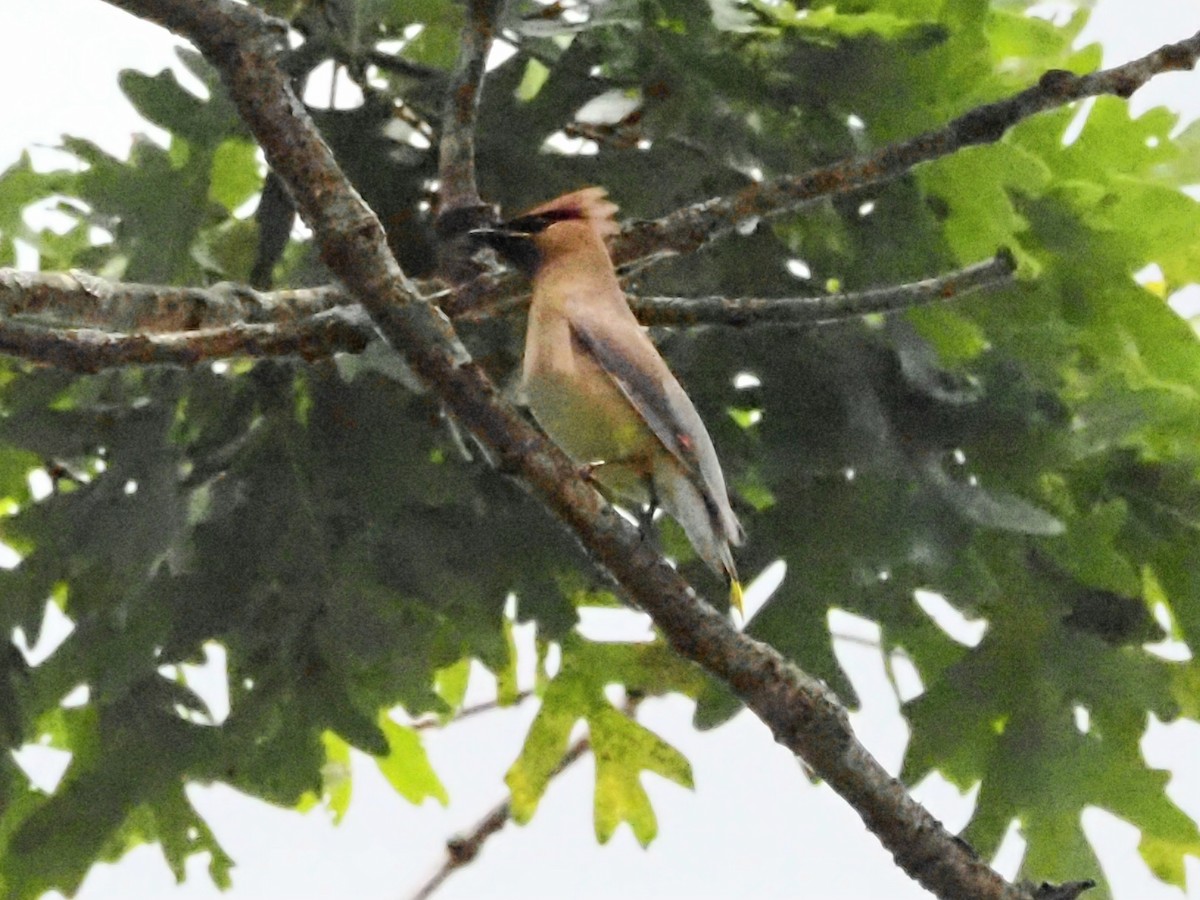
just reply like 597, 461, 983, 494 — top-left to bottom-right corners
568, 314, 706, 482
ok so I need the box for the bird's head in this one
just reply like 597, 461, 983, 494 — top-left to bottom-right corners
470, 187, 619, 275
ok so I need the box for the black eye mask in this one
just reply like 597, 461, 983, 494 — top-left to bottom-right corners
469, 209, 582, 274
499, 209, 582, 234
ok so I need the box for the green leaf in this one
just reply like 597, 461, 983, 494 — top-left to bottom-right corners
0, 154, 77, 266
119, 68, 240, 150
590, 705, 693, 846
195, 217, 259, 280
139, 788, 235, 889
919, 142, 1050, 265
515, 58, 551, 102
59, 135, 215, 283
507, 638, 699, 833
3, 701, 222, 898
434, 658, 471, 715
320, 731, 354, 823
208, 138, 262, 212
401, 8, 465, 69
4, 3, 1200, 893
375, 716, 449, 806
751, 2, 942, 41
1140, 830, 1200, 889
506, 692, 578, 824
496, 616, 522, 706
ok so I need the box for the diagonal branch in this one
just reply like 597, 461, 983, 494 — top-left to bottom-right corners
607, 32, 1200, 267
407, 732, 591, 900
409, 796, 511, 900
409, 693, 641, 900
96, 3, 1082, 898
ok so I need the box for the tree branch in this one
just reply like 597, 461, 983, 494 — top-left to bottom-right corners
436, 0, 504, 218
94, 2, 1089, 897
1, 249, 1014, 357
364, 49, 443, 85
408, 734, 591, 900
410, 691, 534, 731
0, 306, 373, 373
624, 251, 1016, 327
0, 268, 346, 331
448, 251, 1016, 323
1031, 880, 1097, 900
410, 694, 640, 900
433, 0, 506, 281
606, 32, 1200, 266
378, 25, 1200, 321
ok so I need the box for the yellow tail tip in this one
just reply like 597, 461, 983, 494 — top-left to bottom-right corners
729, 579, 745, 617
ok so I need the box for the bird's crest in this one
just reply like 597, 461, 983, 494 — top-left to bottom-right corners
523, 187, 621, 239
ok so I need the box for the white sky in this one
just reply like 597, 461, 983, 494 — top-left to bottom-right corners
4, 1, 1200, 899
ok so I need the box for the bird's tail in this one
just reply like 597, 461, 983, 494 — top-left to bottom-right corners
656, 462, 744, 616
728, 576, 745, 617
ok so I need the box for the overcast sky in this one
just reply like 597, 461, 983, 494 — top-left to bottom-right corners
4, 2, 1200, 899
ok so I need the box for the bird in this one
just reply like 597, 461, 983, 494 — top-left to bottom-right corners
471, 187, 745, 613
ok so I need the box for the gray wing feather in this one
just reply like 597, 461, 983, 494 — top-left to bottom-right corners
568, 320, 704, 479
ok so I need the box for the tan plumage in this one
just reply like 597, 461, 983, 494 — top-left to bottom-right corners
474, 188, 745, 611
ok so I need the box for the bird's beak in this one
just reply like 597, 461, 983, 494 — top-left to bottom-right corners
469, 226, 539, 273
468, 225, 533, 242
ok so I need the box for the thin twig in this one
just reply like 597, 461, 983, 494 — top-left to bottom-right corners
434, 0, 507, 282
423, 268, 524, 319
627, 251, 1016, 327
408, 736, 591, 900
410, 694, 641, 900
606, 34, 1200, 267
365, 49, 443, 83
411, 691, 534, 730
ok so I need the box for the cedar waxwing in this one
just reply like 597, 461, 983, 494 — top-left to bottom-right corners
472, 188, 745, 612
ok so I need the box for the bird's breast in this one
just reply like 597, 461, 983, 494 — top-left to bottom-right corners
522, 310, 655, 496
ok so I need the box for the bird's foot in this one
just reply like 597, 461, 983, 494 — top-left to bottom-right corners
578, 460, 606, 482
636, 505, 657, 544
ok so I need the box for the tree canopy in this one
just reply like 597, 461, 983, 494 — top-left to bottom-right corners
1, 1, 1199, 898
